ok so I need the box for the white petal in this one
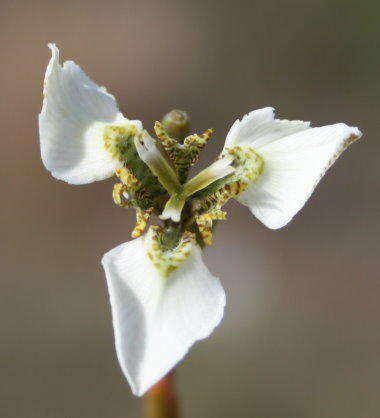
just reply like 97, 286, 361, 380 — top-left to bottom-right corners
224, 107, 311, 150
101, 236, 226, 396
39, 44, 140, 184
237, 123, 362, 229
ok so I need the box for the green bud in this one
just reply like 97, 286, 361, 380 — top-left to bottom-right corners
161, 109, 190, 143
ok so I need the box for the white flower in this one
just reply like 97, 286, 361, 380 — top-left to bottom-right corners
39, 45, 363, 398
39, 43, 142, 184
101, 229, 225, 396
223, 107, 362, 229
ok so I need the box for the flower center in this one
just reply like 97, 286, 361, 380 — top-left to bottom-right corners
146, 226, 195, 278
107, 116, 266, 272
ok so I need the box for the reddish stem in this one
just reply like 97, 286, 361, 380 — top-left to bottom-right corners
143, 371, 179, 418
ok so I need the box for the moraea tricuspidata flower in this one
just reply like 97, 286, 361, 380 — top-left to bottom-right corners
39, 44, 362, 395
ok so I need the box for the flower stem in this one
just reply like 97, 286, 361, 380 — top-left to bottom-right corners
143, 371, 179, 418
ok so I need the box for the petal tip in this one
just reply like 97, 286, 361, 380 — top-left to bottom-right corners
47, 43, 59, 62
336, 123, 363, 147
351, 126, 363, 139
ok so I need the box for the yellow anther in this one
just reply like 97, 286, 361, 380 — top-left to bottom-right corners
114, 168, 154, 211
115, 167, 140, 189
195, 209, 227, 246
154, 122, 179, 152
154, 122, 214, 183
112, 183, 133, 208
131, 208, 153, 238
195, 215, 213, 246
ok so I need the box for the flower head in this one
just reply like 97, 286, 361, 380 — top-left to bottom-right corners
39, 45, 362, 396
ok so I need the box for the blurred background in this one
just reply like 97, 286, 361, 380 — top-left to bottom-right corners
1, 0, 379, 416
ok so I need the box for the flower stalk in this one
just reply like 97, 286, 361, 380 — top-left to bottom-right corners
143, 372, 179, 418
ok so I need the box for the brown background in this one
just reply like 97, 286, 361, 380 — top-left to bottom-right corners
1, 0, 379, 417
